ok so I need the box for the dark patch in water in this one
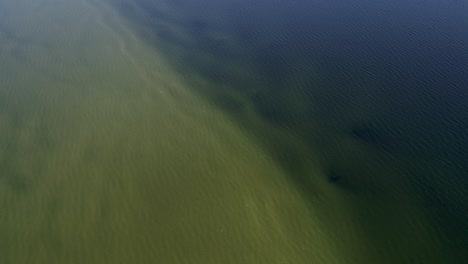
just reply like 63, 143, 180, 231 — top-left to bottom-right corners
0, 143, 28, 192
251, 91, 289, 125
211, 94, 245, 113
154, 28, 182, 46
327, 170, 341, 183
2, 171, 28, 192
252, 46, 288, 86
350, 123, 388, 146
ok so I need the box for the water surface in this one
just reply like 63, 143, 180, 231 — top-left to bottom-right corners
1, 0, 467, 263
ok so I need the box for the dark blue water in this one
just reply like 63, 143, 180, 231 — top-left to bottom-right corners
112, 0, 468, 262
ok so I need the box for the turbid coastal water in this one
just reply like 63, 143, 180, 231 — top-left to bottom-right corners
1, 0, 467, 263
